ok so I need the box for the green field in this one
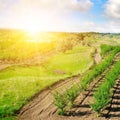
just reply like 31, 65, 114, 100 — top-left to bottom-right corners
0, 44, 93, 119
1, 31, 120, 119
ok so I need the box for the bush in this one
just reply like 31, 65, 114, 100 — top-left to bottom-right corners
66, 85, 80, 108
54, 92, 67, 115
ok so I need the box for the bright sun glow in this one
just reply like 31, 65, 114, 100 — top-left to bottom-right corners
24, 24, 47, 43
25, 25, 40, 36
21, 14, 46, 36
18, 12, 52, 43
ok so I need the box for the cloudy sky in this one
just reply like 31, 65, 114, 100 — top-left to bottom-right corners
0, 0, 120, 32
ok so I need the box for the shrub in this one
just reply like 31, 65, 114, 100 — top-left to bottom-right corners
54, 92, 67, 115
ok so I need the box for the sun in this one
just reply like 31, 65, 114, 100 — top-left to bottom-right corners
25, 25, 39, 36
24, 25, 45, 43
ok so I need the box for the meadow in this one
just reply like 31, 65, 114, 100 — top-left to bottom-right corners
0, 30, 120, 119
0, 31, 93, 119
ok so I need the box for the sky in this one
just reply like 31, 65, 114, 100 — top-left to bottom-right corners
0, 0, 120, 33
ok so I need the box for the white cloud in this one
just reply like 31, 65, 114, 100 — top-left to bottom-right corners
70, 0, 93, 12
0, 0, 93, 31
103, 0, 120, 33
10, 0, 93, 13
0, 0, 15, 13
104, 0, 120, 20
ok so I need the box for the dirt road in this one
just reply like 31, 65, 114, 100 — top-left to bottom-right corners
18, 75, 81, 120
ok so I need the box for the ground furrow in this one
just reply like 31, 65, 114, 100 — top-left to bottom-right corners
18, 52, 120, 120
103, 79, 120, 119
18, 76, 80, 120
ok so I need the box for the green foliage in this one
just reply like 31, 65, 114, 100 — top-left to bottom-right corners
81, 51, 114, 90
48, 46, 93, 75
100, 44, 114, 56
1, 30, 120, 118
54, 46, 120, 114
0, 30, 120, 62
91, 60, 120, 113
0, 46, 93, 119
0, 116, 16, 120
54, 92, 67, 115
56, 37, 80, 53
66, 85, 80, 108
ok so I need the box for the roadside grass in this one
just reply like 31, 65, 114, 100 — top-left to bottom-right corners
100, 44, 114, 56
0, 46, 93, 119
54, 46, 120, 115
91, 60, 120, 114
0, 116, 16, 120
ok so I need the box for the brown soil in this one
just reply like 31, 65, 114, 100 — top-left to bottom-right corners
0, 63, 12, 71
94, 52, 102, 64
0, 52, 119, 120
18, 75, 81, 120
18, 52, 120, 120
54, 69, 66, 74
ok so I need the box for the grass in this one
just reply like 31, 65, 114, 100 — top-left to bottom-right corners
0, 46, 93, 119
91, 60, 120, 114
0, 42, 55, 62
100, 44, 114, 56
46, 46, 93, 75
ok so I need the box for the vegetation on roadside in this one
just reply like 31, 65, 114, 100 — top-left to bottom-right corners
91, 60, 120, 114
54, 46, 120, 115
100, 44, 114, 56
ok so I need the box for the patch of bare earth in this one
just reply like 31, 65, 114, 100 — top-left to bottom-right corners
0, 63, 11, 71
94, 51, 102, 64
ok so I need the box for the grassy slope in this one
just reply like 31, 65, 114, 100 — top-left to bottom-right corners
0, 46, 93, 119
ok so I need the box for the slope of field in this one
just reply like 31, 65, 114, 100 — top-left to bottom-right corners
1, 31, 120, 120
0, 46, 93, 119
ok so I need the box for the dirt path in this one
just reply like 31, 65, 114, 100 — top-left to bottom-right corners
94, 49, 101, 64
18, 75, 81, 120
18, 52, 120, 120
0, 62, 12, 71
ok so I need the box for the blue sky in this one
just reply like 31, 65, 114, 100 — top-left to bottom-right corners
0, 0, 120, 32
